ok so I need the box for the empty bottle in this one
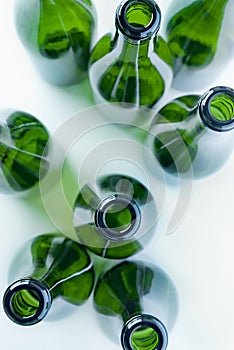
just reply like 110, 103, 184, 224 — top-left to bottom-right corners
89, 0, 173, 124
93, 260, 179, 350
0, 109, 49, 193
147, 86, 234, 178
3, 233, 94, 325
14, 0, 96, 85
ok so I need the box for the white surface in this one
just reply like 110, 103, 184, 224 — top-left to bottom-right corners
0, 0, 234, 349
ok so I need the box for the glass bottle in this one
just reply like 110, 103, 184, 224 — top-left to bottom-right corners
164, 0, 232, 90
147, 86, 234, 178
0, 109, 49, 193
89, 0, 173, 124
73, 172, 157, 259
93, 260, 179, 350
14, 0, 96, 85
3, 233, 94, 325
39, 109, 164, 248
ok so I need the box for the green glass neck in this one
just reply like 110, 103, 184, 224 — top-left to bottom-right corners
116, 0, 161, 41
121, 314, 168, 350
114, 0, 161, 62
199, 86, 234, 132
94, 193, 141, 242
3, 278, 51, 326
3, 235, 94, 325
118, 34, 152, 62
94, 261, 153, 323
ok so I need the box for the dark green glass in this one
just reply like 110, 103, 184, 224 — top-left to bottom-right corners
147, 86, 234, 178
14, 0, 96, 85
0, 110, 49, 193
89, 0, 173, 122
3, 233, 94, 325
73, 174, 157, 259
94, 260, 179, 350
166, 0, 228, 74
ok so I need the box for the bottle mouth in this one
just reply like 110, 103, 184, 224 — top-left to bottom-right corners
121, 314, 168, 350
94, 193, 141, 241
116, 0, 161, 40
3, 278, 52, 326
199, 86, 234, 132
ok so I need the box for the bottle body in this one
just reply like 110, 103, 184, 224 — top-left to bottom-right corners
14, 0, 96, 85
89, 0, 173, 124
93, 260, 179, 349
147, 86, 234, 178
0, 109, 49, 193
164, 0, 232, 90
3, 233, 94, 325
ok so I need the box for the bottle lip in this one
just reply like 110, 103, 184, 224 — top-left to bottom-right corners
199, 86, 234, 132
115, 0, 161, 41
121, 313, 168, 350
94, 193, 141, 242
3, 278, 52, 326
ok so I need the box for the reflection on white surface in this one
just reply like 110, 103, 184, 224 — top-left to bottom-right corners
0, 0, 234, 349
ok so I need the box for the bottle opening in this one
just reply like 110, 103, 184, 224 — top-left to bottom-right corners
116, 0, 161, 40
131, 325, 160, 350
125, 1, 153, 28
3, 278, 51, 326
209, 93, 234, 122
121, 314, 168, 350
199, 86, 234, 132
11, 289, 40, 318
105, 202, 133, 232
94, 194, 141, 241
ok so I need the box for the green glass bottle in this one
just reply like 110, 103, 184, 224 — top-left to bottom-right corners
0, 109, 49, 193
73, 173, 157, 259
89, 0, 173, 124
147, 86, 234, 178
165, 0, 229, 88
14, 0, 96, 85
3, 233, 94, 325
94, 260, 179, 350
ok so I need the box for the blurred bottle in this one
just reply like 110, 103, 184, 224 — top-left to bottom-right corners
39, 108, 165, 248
3, 233, 94, 325
147, 86, 234, 178
93, 259, 179, 349
89, 0, 173, 124
14, 0, 96, 85
164, 0, 233, 90
0, 109, 49, 193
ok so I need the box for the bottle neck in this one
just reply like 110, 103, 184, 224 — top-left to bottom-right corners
199, 86, 234, 132
121, 314, 168, 350
116, 33, 152, 63
94, 193, 141, 242
115, 0, 161, 41
3, 278, 52, 326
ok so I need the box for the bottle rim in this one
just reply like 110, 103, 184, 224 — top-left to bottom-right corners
115, 0, 161, 40
3, 278, 52, 326
121, 313, 168, 350
94, 193, 141, 242
199, 86, 234, 132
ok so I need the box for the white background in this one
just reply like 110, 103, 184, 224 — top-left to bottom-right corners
0, 0, 234, 349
